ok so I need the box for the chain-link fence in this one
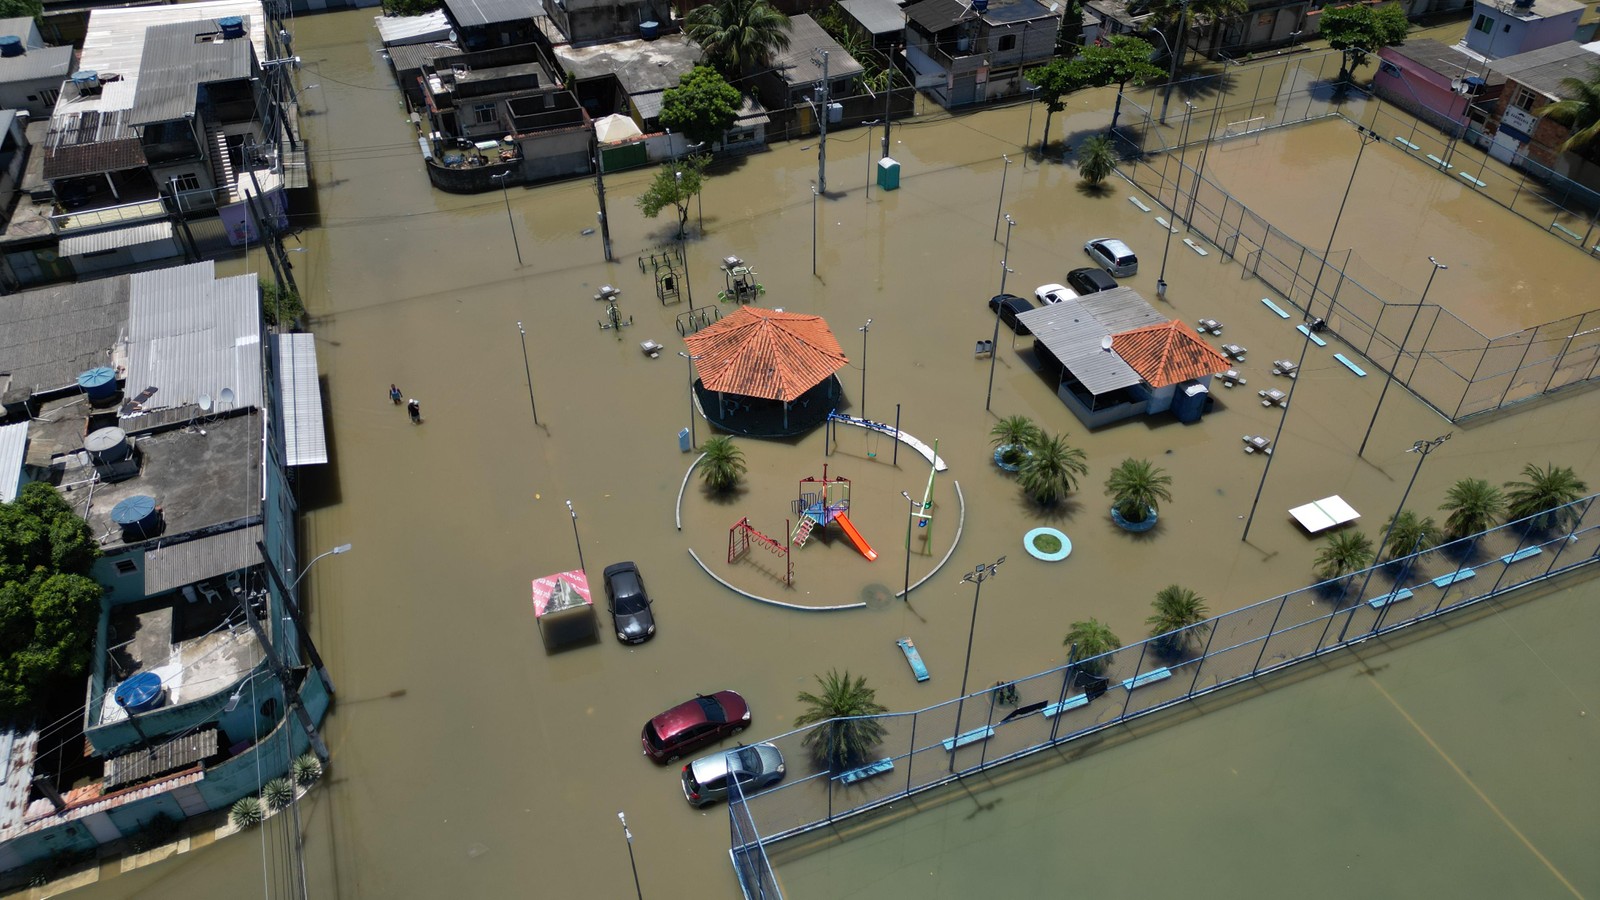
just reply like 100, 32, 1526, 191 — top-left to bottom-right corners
735, 495, 1600, 857
1114, 76, 1600, 421
729, 777, 782, 899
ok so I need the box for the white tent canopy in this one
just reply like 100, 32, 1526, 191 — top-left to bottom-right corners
594, 114, 643, 144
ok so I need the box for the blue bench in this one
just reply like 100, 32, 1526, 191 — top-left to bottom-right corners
1500, 547, 1543, 565
942, 726, 996, 752
1367, 587, 1414, 609
1296, 324, 1327, 347
1334, 354, 1367, 376
1121, 668, 1172, 690
836, 758, 895, 785
1432, 568, 1476, 588
1042, 694, 1089, 718
1261, 298, 1291, 319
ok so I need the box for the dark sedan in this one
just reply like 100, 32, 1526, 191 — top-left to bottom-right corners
603, 561, 656, 644
987, 293, 1036, 335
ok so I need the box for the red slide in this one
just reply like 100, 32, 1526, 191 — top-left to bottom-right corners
834, 513, 878, 561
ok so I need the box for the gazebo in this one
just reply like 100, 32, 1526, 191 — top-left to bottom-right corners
683, 307, 848, 438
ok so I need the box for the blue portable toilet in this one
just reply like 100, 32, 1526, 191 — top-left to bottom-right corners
77, 367, 118, 401
877, 157, 900, 191
1172, 383, 1208, 423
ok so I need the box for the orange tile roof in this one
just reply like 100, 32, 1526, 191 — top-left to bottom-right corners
1111, 321, 1231, 388
683, 307, 848, 401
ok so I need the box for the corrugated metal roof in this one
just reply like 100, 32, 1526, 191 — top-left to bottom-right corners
41, 110, 147, 180
386, 41, 458, 73
1111, 320, 1230, 388
443, 0, 545, 29
1078, 286, 1166, 332
773, 16, 866, 87
632, 90, 663, 120
59, 221, 176, 256
838, 0, 906, 35
0, 421, 27, 503
276, 333, 327, 466
143, 524, 262, 594
1017, 299, 1146, 395
1489, 41, 1600, 99
0, 275, 131, 407
103, 727, 218, 790
122, 261, 263, 416
0, 43, 73, 84
906, 0, 969, 32
376, 10, 453, 45
130, 19, 256, 125
683, 307, 848, 402
0, 727, 39, 833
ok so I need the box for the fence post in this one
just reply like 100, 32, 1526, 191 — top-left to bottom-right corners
1050, 650, 1077, 743
1365, 303, 1385, 358
1496, 333, 1539, 411
1250, 593, 1292, 674
1119, 641, 1151, 719
904, 711, 916, 796
1404, 310, 1442, 390
1185, 620, 1218, 698
1540, 496, 1594, 575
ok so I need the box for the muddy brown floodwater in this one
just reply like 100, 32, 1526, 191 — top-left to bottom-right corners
61, 11, 1600, 900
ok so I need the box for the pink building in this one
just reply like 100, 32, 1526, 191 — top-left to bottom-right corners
1373, 39, 1504, 131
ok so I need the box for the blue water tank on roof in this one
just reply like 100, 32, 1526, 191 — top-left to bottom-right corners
77, 366, 118, 400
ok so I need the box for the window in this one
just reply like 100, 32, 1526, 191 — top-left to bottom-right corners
473, 103, 496, 125
114, 560, 138, 575
997, 34, 1016, 52
1509, 86, 1540, 112
173, 172, 201, 192
1473, 13, 1493, 34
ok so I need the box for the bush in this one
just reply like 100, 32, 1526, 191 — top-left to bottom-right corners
230, 795, 264, 828
259, 280, 304, 328
263, 777, 295, 810
292, 753, 324, 786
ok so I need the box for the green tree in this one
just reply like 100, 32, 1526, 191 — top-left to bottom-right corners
1439, 477, 1505, 541
1314, 529, 1374, 581
1319, 3, 1409, 80
1077, 134, 1118, 186
1104, 457, 1172, 524
661, 66, 743, 148
1023, 57, 1090, 155
1055, 0, 1085, 56
1503, 462, 1587, 532
989, 415, 1041, 467
380, 0, 439, 15
0, 483, 103, 715
259, 280, 303, 328
1536, 62, 1600, 155
1382, 509, 1439, 562
1017, 432, 1089, 506
793, 669, 888, 771
1069, 36, 1164, 133
636, 154, 709, 239
698, 435, 747, 492
685, 0, 793, 75
0, 0, 43, 18
1063, 618, 1122, 674
1146, 584, 1210, 655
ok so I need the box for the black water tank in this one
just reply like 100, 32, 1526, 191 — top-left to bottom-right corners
0, 36, 24, 58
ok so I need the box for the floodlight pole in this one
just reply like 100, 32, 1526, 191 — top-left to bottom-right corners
985, 215, 1015, 411
1158, 0, 1191, 126
516, 321, 540, 427
901, 490, 915, 602
1157, 101, 1194, 301
1359, 257, 1445, 457
857, 319, 872, 419
993, 154, 1011, 242
492, 171, 522, 266
951, 557, 1005, 773
1343, 433, 1451, 640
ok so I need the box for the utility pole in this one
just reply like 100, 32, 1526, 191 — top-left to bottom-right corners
240, 600, 329, 761
592, 139, 613, 262
814, 49, 830, 194
255, 540, 337, 696
882, 46, 895, 160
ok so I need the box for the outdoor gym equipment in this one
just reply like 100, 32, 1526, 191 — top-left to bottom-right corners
595, 284, 632, 338
717, 256, 765, 304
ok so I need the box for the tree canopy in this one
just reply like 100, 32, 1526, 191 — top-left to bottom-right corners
1537, 61, 1600, 156
1319, 3, 1409, 79
686, 0, 793, 75
0, 483, 104, 716
636, 154, 710, 239
661, 66, 743, 148
0, 0, 42, 19
1071, 36, 1164, 132
380, 0, 440, 17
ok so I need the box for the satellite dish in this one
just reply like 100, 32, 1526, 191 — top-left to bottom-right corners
219, 387, 236, 408
1101, 335, 1113, 351
448, 29, 458, 43
198, 393, 213, 412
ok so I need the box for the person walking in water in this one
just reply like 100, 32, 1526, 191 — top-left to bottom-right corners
389, 384, 403, 405
407, 399, 422, 424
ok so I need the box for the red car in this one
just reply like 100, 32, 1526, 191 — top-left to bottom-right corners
641, 691, 750, 763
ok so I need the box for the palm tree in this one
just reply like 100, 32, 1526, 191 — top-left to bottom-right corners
1063, 618, 1122, 675
1314, 529, 1374, 581
1018, 432, 1089, 506
1503, 462, 1588, 532
1146, 585, 1210, 655
685, 0, 793, 76
1535, 61, 1600, 154
793, 669, 888, 771
1077, 134, 1117, 187
1104, 457, 1173, 525
989, 415, 1041, 467
1440, 477, 1506, 541
1382, 509, 1439, 563
698, 435, 746, 492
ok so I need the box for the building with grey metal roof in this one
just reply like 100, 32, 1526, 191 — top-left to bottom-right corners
0, 421, 26, 502
838, 0, 907, 44
444, 0, 544, 29
130, 18, 258, 126
1487, 41, 1600, 99
771, 15, 866, 92
120, 260, 263, 421
0, 274, 130, 409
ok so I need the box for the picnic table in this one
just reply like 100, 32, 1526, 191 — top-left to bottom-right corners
1272, 359, 1298, 378
1259, 388, 1288, 408
1220, 369, 1246, 388
1221, 343, 1248, 362
1197, 318, 1224, 336
1243, 434, 1273, 454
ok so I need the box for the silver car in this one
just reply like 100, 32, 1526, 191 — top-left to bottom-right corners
680, 743, 785, 807
1084, 238, 1139, 277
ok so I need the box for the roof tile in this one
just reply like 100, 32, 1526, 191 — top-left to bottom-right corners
1111, 321, 1230, 388
683, 307, 848, 401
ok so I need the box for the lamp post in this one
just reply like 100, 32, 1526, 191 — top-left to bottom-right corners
1359, 257, 1445, 457
1157, 101, 1194, 301
617, 812, 643, 900
565, 500, 586, 574
857, 319, 872, 420
678, 351, 702, 449
674, 171, 695, 310
516, 321, 540, 427
951, 557, 1005, 772
1241, 123, 1381, 542
1345, 433, 1451, 639
864, 120, 879, 199
811, 185, 819, 277
900, 490, 915, 602
289, 543, 352, 592
1023, 87, 1039, 167
491, 171, 522, 266
993, 154, 1011, 242
986, 215, 1016, 412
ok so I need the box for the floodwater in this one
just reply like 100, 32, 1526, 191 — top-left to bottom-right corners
61, 10, 1600, 899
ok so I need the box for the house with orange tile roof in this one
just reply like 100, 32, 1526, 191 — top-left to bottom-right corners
683, 307, 850, 437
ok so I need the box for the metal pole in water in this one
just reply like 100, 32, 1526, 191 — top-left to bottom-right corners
516, 321, 539, 426
1360, 258, 1444, 457
986, 215, 1015, 411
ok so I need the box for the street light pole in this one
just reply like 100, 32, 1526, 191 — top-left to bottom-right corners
952, 557, 1006, 772
1309, 124, 1382, 322
993, 154, 1011, 242
289, 543, 353, 592
617, 812, 644, 900
1345, 433, 1451, 639
857, 319, 872, 420
1023, 87, 1038, 167
811, 185, 819, 277
901, 491, 915, 602
516, 321, 540, 427
986, 215, 1016, 412
492, 171, 522, 266
1157, 101, 1194, 301
565, 500, 586, 574
1359, 257, 1445, 457
678, 351, 702, 449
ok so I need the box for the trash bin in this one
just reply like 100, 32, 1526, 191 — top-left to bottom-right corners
678, 428, 692, 452
877, 157, 901, 191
